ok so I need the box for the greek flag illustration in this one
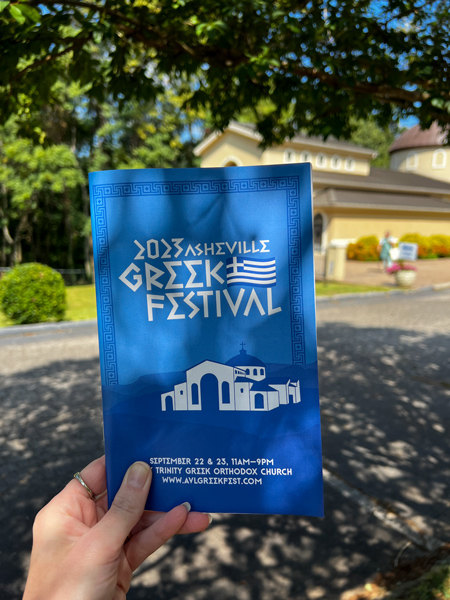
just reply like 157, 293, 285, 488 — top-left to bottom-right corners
226, 256, 277, 287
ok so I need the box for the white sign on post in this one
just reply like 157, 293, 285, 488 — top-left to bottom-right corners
398, 242, 418, 261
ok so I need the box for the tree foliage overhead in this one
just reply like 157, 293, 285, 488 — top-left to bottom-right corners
1, 0, 450, 144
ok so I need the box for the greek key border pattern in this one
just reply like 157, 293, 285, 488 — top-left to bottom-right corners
92, 176, 305, 383
92, 189, 118, 385
286, 179, 304, 365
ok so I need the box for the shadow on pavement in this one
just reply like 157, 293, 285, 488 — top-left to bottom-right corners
318, 322, 450, 537
1, 319, 449, 599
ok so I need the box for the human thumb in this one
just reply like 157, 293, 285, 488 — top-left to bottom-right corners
96, 462, 152, 549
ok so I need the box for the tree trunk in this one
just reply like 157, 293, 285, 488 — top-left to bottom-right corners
63, 189, 75, 284
12, 213, 28, 266
81, 182, 93, 283
0, 185, 13, 267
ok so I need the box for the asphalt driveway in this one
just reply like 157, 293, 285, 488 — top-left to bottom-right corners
1, 289, 449, 599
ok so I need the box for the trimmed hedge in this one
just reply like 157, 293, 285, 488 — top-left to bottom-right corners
346, 235, 380, 261
0, 263, 67, 325
347, 233, 450, 261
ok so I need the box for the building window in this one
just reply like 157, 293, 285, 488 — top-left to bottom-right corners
313, 213, 324, 251
331, 155, 342, 170
316, 153, 327, 168
260, 368, 264, 376
220, 156, 242, 167
345, 157, 355, 171
240, 388, 244, 393
284, 149, 296, 163
180, 390, 183, 395
432, 149, 447, 169
300, 151, 312, 163
406, 152, 418, 171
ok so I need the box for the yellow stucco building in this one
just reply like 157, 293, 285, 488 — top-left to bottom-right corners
194, 121, 450, 251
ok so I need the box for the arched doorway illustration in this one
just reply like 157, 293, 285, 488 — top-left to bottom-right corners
163, 395, 173, 411
254, 393, 265, 409
200, 374, 219, 412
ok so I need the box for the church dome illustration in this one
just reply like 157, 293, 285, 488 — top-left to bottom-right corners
226, 346, 266, 381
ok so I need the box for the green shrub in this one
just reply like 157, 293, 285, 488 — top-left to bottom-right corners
347, 235, 380, 261
0, 263, 67, 325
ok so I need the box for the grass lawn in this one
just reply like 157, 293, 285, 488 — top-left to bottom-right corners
0, 281, 392, 328
315, 281, 390, 296
65, 284, 97, 322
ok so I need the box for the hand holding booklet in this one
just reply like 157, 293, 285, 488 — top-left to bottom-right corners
89, 164, 323, 516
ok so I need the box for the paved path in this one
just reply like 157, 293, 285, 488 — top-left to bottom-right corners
338, 257, 450, 289
1, 290, 449, 599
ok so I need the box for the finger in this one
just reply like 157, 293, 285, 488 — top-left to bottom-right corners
125, 502, 191, 571
65, 455, 107, 499
79, 455, 107, 492
131, 510, 212, 536
94, 462, 152, 550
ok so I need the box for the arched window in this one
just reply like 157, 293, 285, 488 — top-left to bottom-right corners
331, 155, 342, 170
432, 149, 447, 169
313, 214, 324, 251
406, 152, 418, 170
316, 153, 327, 168
222, 381, 230, 404
191, 383, 199, 405
345, 157, 355, 171
300, 151, 312, 163
220, 156, 242, 167
253, 368, 258, 376
260, 368, 264, 376
284, 148, 296, 163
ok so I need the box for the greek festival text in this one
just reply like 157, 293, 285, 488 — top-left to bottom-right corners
118, 237, 283, 322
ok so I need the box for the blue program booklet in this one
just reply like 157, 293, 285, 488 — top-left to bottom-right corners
89, 164, 323, 516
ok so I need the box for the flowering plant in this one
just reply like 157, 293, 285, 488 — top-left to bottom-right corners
386, 260, 417, 274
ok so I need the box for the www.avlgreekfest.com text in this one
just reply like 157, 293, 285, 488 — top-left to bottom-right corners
118, 237, 283, 321
148, 456, 293, 486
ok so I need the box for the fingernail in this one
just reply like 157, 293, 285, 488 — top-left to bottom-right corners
181, 501, 191, 512
127, 462, 151, 489
206, 513, 213, 525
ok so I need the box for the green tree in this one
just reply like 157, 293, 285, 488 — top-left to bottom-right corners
0, 74, 203, 270
0, 118, 85, 267
349, 119, 402, 168
90, 86, 202, 172
1, 0, 449, 145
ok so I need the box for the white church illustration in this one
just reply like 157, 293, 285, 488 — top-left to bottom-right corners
161, 345, 300, 412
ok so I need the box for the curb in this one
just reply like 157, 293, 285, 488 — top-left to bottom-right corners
0, 319, 97, 339
316, 282, 450, 304
1, 283, 449, 335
